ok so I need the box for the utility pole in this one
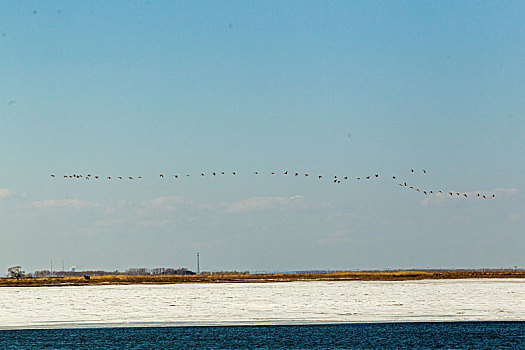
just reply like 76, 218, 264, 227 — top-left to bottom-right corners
62, 260, 64, 272
197, 252, 200, 274
50, 260, 53, 276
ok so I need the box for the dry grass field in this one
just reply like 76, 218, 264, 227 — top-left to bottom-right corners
1, 270, 524, 287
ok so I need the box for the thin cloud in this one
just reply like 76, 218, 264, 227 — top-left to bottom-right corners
31, 199, 98, 209
0, 188, 14, 198
140, 196, 186, 210
226, 195, 318, 213
421, 187, 518, 206
506, 212, 521, 222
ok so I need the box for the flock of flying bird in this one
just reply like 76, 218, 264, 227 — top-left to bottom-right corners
50, 169, 496, 199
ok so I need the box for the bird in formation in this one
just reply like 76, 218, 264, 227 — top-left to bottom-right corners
51, 168, 496, 200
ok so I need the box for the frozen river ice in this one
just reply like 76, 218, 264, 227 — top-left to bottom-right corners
0, 279, 523, 329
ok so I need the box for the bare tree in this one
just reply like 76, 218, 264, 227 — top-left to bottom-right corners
8, 266, 24, 280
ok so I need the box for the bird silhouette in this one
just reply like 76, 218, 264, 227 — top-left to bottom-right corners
138, 176, 142, 179
411, 169, 414, 172
404, 182, 407, 187
463, 194, 467, 197
271, 172, 275, 175
95, 176, 99, 179
392, 176, 396, 179
50, 174, 55, 177
294, 173, 299, 176
375, 174, 379, 178
366, 176, 370, 180
108, 177, 111, 180
318, 176, 322, 179
344, 176, 348, 180
160, 174, 164, 177
118, 176, 122, 180
174, 175, 178, 178
304, 174, 308, 177
449, 192, 453, 196
492, 194, 495, 198
356, 177, 361, 180
483, 195, 486, 198
221, 172, 225, 175
201, 173, 204, 176
212, 172, 216, 176
284, 171, 288, 175
232, 172, 236, 175
129, 177, 133, 180
254, 172, 259, 175
423, 191, 427, 195
422, 170, 426, 173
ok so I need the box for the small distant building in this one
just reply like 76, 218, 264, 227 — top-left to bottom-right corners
70, 266, 76, 272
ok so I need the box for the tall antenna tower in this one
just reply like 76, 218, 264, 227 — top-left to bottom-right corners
62, 260, 64, 272
197, 252, 200, 274
50, 260, 53, 275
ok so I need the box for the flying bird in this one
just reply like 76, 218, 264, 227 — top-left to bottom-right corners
118, 176, 122, 180
232, 172, 236, 175
284, 171, 288, 175
318, 176, 322, 179
304, 174, 308, 177
50, 174, 55, 177
212, 172, 216, 176
294, 173, 299, 176
375, 174, 379, 178
411, 169, 414, 173
422, 170, 426, 173
160, 174, 164, 177
129, 177, 133, 180
254, 172, 259, 175
201, 173, 204, 176
392, 176, 396, 179
174, 175, 178, 178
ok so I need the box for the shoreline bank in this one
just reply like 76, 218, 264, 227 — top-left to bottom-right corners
1, 270, 524, 287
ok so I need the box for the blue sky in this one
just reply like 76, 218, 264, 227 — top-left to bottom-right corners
1, 1, 524, 273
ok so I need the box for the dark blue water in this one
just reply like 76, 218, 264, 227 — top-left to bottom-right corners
0, 322, 523, 349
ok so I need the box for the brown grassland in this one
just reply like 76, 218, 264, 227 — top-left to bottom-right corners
1, 270, 524, 287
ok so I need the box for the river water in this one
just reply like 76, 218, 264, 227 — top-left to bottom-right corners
0, 279, 523, 329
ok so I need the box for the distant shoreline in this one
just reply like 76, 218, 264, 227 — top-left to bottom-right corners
1, 270, 524, 287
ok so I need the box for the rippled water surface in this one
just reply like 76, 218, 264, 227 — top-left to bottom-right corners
0, 279, 523, 329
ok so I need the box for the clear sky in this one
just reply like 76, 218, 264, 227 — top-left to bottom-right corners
1, 1, 524, 273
